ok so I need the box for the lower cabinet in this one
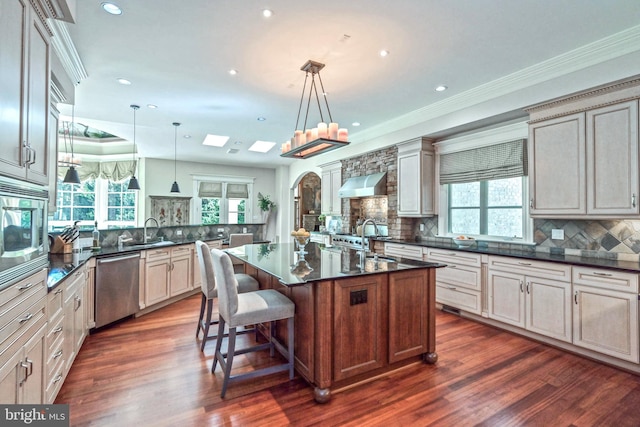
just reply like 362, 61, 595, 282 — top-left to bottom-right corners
63, 267, 87, 374
143, 244, 194, 306
169, 245, 192, 297
427, 249, 483, 315
572, 266, 639, 363
384, 242, 424, 261
487, 256, 572, 343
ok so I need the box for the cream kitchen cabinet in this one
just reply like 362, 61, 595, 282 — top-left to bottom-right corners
427, 248, 483, 315
396, 138, 435, 217
321, 162, 342, 215
487, 256, 572, 343
0, 268, 48, 404
62, 265, 87, 374
0, 0, 52, 185
527, 78, 640, 218
143, 244, 193, 307
384, 242, 424, 261
572, 266, 639, 363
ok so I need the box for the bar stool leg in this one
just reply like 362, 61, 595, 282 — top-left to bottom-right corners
201, 298, 214, 351
212, 317, 225, 373
220, 327, 237, 398
288, 317, 295, 379
196, 293, 206, 337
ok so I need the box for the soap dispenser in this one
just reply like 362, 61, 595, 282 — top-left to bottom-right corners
92, 221, 100, 248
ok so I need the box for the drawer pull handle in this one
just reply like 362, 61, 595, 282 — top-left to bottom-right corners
526, 282, 530, 294
75, 296, 82, 311
447, 286, 457, 290
593, 272, 612, 277
54, 350, 63, 359
448, 265, 457, 269
446, 252, 457, 256
519, 280, 524, 293
518, 262, 531, 266
53, 374, 63, 384
54, 288, 63, 295
574, 291, 578, 304
18, 313, 34, 324
17, 282, 33, 291
53, 326, 63, 334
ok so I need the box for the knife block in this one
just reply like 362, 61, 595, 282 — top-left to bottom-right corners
50, 236, 72, 254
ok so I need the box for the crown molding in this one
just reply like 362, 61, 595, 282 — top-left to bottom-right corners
352, 24, 640, 143
49, 19, 87, 86
433, 122, 528, 154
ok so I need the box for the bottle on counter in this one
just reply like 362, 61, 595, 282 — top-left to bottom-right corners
92, 221, 100, 248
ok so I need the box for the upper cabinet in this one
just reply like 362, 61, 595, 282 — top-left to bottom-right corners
320, 162, 342, 216
527, 77, 640, 218
0, 0, 52, 185
396, 137, 435, 217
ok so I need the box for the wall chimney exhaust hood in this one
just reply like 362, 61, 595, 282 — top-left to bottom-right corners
338, 172, 387, 198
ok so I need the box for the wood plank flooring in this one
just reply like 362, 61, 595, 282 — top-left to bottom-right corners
56, 294, 640, 426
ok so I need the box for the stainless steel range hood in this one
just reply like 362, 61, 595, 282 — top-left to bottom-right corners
337, 172, 387, 198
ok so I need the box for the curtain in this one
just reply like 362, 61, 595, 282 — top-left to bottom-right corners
198, 182, 223, 198
58, 160, 136, 182
439, 139, 527, 184
226, 183, 249, 199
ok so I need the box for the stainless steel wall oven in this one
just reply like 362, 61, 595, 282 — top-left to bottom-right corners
0, 177, 48, 290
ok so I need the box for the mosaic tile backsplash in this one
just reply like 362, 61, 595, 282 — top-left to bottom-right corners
414, 217, 640, 262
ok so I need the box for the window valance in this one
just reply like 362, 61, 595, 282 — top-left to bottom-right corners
57, 160, 136, 182
198, 182, 223, 198
439, 139, 528, 185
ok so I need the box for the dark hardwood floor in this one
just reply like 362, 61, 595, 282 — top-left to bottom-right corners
56, 294, 640, 426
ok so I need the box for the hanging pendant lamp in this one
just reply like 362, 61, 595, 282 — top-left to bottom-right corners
170, 122, 181, 193
127, 104, 141, 190
63, 105, 81, 184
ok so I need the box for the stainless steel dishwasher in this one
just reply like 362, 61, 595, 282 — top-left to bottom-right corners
95, 252, 140, 328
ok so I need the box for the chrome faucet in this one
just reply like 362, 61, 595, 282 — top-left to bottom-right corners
143, 217, 159, 243
360, 218, 378, 252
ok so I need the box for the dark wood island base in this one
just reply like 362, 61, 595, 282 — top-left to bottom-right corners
230, 242, 444, 403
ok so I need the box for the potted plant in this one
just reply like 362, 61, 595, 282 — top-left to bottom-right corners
258, 193, 276, 240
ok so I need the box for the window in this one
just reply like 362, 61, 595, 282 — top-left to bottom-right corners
448, 177, 525, 239
195, 178, 253, 225
50, 177, 137, 231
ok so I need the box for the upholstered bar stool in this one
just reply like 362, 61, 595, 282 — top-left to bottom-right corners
195, 241, 259, 351
210, 248, 295, 398
228, 233, 254, 272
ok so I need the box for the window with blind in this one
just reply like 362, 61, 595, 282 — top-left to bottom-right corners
439, 139, 531, 241
196, 180, 251, 224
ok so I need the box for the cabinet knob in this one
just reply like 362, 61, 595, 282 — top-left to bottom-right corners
530, 198, 534, 208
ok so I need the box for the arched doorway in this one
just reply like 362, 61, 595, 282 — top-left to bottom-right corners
292, 171, 321, 231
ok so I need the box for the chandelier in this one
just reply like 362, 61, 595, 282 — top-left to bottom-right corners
280, 60, 350, 159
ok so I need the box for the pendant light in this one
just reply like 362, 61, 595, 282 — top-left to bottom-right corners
127, 104, 141, 190
63, 105, 81, 184
170, 122, 180, 193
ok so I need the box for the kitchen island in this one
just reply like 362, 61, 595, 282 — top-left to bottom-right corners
226, 242, 444, 402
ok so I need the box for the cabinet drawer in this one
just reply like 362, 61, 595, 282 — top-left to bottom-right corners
46, 314, 64, 354
171, 245, 191, 258
487, 256, 571, 282
384, 243, 423, 261
47, 286, 64, 321
46, 328, 64, 379
436, 284, 482, 315
573, 266, 638, 293
0, 269, 47, 308
436, 265, 482, 291
45, 359, 65, 404
145, 247, 171, 261
426, 248, 482, 267
206, 240, 222, 249
0, 289, 47, 348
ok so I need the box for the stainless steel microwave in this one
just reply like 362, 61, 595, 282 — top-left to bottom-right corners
0, 177, 48, 290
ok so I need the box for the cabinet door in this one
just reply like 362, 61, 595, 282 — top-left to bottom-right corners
21, 323, 45, 404
397, 152, 420, 216
0, 0, 28, 179
24, 11, 50, 185
145, 259, 170, 305
0, 350, 22, 403
389, 270, 428, 363
525, 276, 571, 343
529, 113, 586, 216
587, 101, 639, 216
330, 169, 342, 215
321, 170, 331, 214
72, 284, 86, 352
170, 255, 191, 296
573, 284, 639, 363
487, 270, 525, 328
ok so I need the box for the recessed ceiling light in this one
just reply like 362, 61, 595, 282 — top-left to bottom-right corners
202, 134, 230, 147
262, 9, 273, 18
435, 85, 448, 92
183, 135, 191, 139
229, 69, 238, 76
234, 141, 242, 145
257, 117, 266, 121
249, 140, 276, 153
379, 49, 389, 57
117, 78, 131, 85
147, 104, 157, 109
101, 2, 122, 15
352, 122, 361, 127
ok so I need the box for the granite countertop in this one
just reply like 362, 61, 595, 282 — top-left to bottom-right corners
373, 237, 640, 273
226, 242, 444, 286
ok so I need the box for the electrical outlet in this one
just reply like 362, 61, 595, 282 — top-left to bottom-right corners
217, 228, 224, 232
419, 223, 425, 232
551, 229, 564, 240
243, 227, 247, 233
176, 230, 182, 236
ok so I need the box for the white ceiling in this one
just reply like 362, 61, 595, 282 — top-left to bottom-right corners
61, 0, 640, 168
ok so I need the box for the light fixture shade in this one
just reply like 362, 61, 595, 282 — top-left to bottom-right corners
127, 175, 141, 190
170, 181, 180, 193
63, 166, 81, 184
171, 122, 181, 193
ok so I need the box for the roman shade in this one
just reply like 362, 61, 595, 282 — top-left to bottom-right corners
226, 183, 249, 199
439, 139, 528, 184
198, 182, 223, 198
58, 160, 136, 182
